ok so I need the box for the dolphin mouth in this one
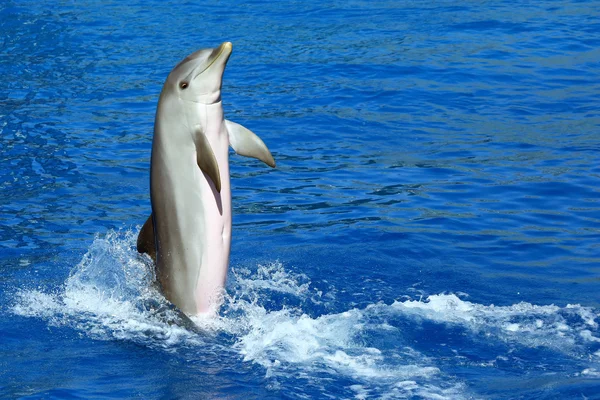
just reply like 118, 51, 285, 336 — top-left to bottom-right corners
192, 42, 232, 80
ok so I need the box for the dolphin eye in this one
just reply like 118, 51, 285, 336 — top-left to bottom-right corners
180, 82, 189, 89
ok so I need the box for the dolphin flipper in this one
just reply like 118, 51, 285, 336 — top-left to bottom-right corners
225, 120, 276, 168
137, 214, 156, 262
195, 130, 222, 192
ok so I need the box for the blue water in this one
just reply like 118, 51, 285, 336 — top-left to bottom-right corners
1, 0, 600, 398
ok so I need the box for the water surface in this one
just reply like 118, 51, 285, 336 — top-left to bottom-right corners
1, 0, 600, 398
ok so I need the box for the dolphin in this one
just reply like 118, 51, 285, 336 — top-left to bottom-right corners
137, 42, 275, 317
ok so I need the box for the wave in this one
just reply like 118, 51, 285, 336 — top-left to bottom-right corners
11, 229, 600, 398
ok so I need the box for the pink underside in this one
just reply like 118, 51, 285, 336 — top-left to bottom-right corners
192, 125, 232, 315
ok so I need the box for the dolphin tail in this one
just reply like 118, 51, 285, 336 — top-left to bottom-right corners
225, 119, 276, 168
145, 297, 202, 334
137, 214, 156, 262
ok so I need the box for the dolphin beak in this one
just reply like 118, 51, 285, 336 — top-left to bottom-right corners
219, 42, 233, 58
190, 42, 232, 81
211, 42, 232, 67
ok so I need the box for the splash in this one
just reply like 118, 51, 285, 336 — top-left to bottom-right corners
390, 293, 600, 352
12, 230, 201, 348
11, 229, 600, 398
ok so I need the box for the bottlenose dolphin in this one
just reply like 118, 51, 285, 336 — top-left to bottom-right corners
137, 42, 275, 316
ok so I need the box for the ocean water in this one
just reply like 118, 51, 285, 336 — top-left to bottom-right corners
1, 0, 599, 398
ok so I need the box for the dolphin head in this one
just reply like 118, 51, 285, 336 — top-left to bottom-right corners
165, 42, 232, 104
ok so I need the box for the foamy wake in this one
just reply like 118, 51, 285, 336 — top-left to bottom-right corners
11, 229, 600, 399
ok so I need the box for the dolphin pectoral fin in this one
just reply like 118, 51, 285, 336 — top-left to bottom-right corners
137, 214, 156, 262
225, 119, 276, 168
195, 132, 222, 193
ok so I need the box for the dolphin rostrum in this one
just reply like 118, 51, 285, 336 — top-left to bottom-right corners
137, 42, 275, 316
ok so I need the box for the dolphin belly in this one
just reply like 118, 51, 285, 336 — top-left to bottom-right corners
191, 134, 232, 315
151, 138, 231, 316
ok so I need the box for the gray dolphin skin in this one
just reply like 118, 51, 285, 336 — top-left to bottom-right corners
137, 42, 275, 317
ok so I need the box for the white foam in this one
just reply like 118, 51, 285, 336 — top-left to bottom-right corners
390, 294, 600, 352
12, 230, 201, 348
10, 229, 600, 399
13, 289, 61, 317
581, 368, 600, 377
231, 262, 311, 297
